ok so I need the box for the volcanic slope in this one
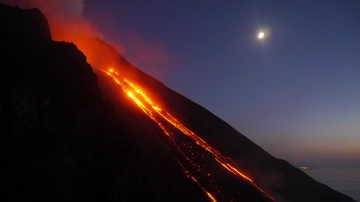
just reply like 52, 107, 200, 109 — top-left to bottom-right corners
67, 22, 356, 202
0, 3, 356, 202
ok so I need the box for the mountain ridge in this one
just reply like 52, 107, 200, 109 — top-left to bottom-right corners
0, 3, 356, 202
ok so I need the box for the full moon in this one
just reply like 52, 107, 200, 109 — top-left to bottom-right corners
258, 32, 264, 39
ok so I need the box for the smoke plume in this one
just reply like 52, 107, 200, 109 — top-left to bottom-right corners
0, 0, 99, 39
1, 0, 168, 80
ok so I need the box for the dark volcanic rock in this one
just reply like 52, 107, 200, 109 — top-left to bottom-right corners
0, 3, 356, 202
83, 38, 356, 202
0, 3, 209, 202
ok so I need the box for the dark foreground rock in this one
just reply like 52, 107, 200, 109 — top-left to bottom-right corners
0, 3, 356, 202
0, 4, 211, 202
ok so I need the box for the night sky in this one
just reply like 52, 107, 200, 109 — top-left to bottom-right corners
5, 0, 360, 165
84, 0, 360, 165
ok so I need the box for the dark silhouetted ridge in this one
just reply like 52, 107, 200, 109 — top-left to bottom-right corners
0, 3, 356, 202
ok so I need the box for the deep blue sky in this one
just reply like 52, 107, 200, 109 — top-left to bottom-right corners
83, 0, 360, 165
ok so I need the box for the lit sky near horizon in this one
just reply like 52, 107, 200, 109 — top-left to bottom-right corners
81, 0, 360, 165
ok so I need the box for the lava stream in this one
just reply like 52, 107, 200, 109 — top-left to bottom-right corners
101, 68, 275, 201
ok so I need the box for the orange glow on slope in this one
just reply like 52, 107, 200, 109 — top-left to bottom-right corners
103, 70, 172, 138
5, 1, 271, 200
206, 191, 217, 202
175, 157, 217, 202
101, 68, 275, 201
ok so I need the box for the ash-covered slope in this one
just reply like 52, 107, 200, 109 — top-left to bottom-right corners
0, 3, 356, 202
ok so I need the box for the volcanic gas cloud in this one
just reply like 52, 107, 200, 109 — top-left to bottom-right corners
1, 0, 167, 78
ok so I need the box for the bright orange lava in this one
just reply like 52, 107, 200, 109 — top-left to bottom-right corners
101, 68, 275, 201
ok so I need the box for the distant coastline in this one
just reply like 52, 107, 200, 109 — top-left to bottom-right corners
304, 167, 360, 201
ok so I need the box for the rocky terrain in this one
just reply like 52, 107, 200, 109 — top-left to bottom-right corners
0, 3, 356, 202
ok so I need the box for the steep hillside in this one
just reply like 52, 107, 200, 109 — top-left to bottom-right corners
0, 3, 356, 202
72, 30, 355, 202
0, 4, 213, 201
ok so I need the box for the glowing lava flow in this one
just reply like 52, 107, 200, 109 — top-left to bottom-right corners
103, 69, 172, 138
101, 68, 275, 201
175, 157, 217, 202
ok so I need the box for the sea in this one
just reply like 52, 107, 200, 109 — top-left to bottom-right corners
303, 167, 360, 201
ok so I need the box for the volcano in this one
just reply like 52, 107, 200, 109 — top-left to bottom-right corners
0, 3, 356, 202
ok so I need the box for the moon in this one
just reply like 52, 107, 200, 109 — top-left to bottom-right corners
258, 32, 265, 39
